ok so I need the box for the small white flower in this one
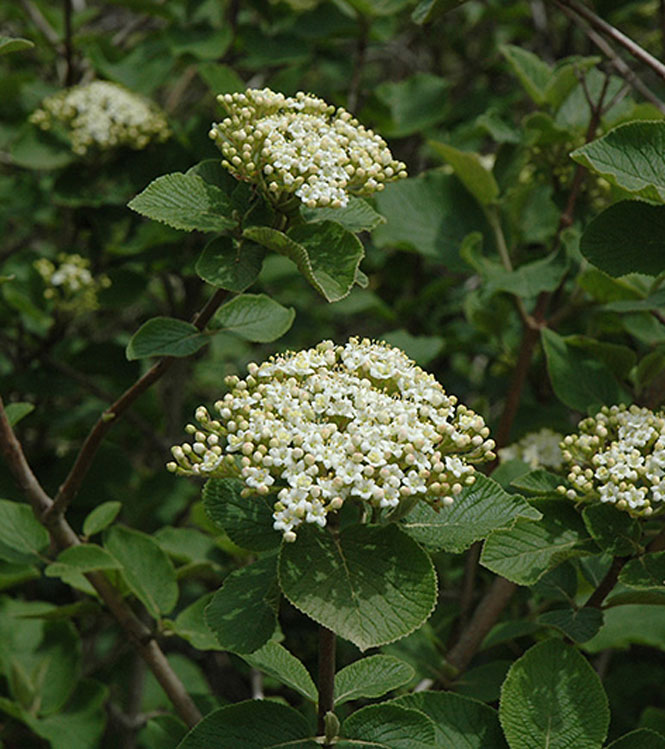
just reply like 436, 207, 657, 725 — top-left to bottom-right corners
499, 428, 564, 470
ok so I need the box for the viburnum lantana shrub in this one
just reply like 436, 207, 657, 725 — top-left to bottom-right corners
4, 2, 665, 746
169, 337, 495, 541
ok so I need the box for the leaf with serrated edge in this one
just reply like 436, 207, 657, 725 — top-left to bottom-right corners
499, 640, 609, 749
214, 294, 295, 342
278, 523, 437, 651
335, 655, 414, 706
402, 474, 541, 553
195, 236, 265, 292
242, 641, 317, 701
340, 703, 436, 749
126, 317, 208, 360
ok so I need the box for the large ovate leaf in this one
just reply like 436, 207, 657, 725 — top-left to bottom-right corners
334, 655, 414, 706
480, 499, 593, 585
242, 640, 317, 701
401, 474, 541, 553
429, 141, 499, 204
583, 605, 665, 652
582, 503, 642, 556
619, 552, 665, 590
340, 703, 436, 749
0, 500, 49, 564
571, 121, 665, 203
579, 201, 665, 278
82, 502, 122, 538
104, 526, 179, 618
128, 173, 236, 233
375, 73, 449, 137
538, 606, 603, 643
301, 196, 386, 233
176, 700, 317, 748
394, 692, 508, 748
195, 236, 265, 292
541, 328, 629, 412
372, 170, 489, 269
126, 317, 208, 360
499, 639, 609, 749
278, 524, 437, 651
45, 545, 121, 579
202, 479, 279, 552
170, 593, 221, 651
244, 222, 364, 302
510, 470, 561, 496
213, 294, 295, 342
205, 555, 278, 654
500, 44, 552, 105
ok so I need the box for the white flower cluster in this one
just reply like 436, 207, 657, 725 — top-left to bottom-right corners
30, 81, 170, 155
558, 404, 665, 517
209, 88, 407, 209
34, 253, 110, 311
499, 428, 564, 469
168, 338, 495, 541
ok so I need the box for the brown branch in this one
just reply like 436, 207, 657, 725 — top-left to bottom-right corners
0, 396, 202, 728
317, 626, 336, 742
553, 0, 665, 83
47, 288, 227, 519
583, 555, 628, 609
445, 576, 517, 676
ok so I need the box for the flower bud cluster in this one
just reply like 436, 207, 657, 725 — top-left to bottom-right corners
169, 338, 495, 541
557, 404, 665, 517
499, 428, 564, 470
34, 253, 110, 311
30, 81, 170, 155
209, 88, 407, 209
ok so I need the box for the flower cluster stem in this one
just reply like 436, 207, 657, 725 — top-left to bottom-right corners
317, 625, 337, 743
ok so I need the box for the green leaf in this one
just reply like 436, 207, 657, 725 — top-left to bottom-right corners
0, 36, 34, 55
538, 606, 604, 643
170, 593, 221, 651
583, 605, 665, 652
499, 640, 609, 749
500, 44, 552, 105
279, 524, 436, 651
301, 196, 386, 233
197, 62, 245, 95
242, 640, 317, 702
214, 294, 295, 342
205, 555, 278, 653
10, 126, 74, 170
244, 222, 364, 302
176, 700, 317, 748
582, 503, 642, 556
334, 655, 415, 706
544, 56, 601, 110
4, 402, 34, 427
604, 288, 665, 312
394, 692, 508, 748
566, 336, 636, 381
381, 330, 445, 366
195, 237, 265, 292
487, 251, 569, 298
619, 552, 665, 590
401, 474, 541, 553
372, 170, 489, 269
45, 545, 121, 578
481, 499, 592, 585
375, 73, 449, 137
607, 729, 665, 748
571, 121, 665, 203
340, 703, 436, 748
510, 470, 561, 496
128, 173, 237, 233
541, 328, 629, 412
0, 500, 49, 564
411, 0, 469, 24
429, 141, 499, 204
203, 479, 279, 552
105, 526, 179, 617
579, 201, 665, 278
126, 317, 208, 360
82, 501, 122, 538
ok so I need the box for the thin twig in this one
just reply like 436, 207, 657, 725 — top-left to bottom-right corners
556, 4, 665, 114
0, 396, 202, 728
583, 555, 628, 609
47, 288, 227, 519
20, 0, 61, 47
553, 0, 665, 83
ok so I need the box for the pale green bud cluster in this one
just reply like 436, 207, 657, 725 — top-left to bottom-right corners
208, 88, 407, 209
168, 338, 495, 541
499, 428, 564, 470
557, 404, 665, 517
34, 253, 110, 312
30, 81, 170, 155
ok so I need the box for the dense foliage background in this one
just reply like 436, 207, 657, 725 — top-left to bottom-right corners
2, 0, 665, 747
